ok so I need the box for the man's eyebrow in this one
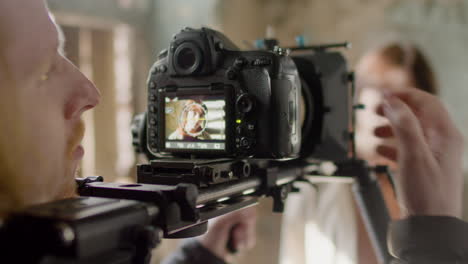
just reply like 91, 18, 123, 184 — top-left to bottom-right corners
48, 11, 66, 55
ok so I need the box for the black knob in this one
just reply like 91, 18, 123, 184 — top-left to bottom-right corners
240, 137, 251, 149
236, 94, 254, 113
226, 68, 237, 80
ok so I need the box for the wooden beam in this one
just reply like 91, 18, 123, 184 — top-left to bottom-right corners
47, 0, 153, 28
90, 29, 119, 181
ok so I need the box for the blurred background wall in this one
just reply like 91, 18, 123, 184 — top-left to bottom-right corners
47, 0, 468, 263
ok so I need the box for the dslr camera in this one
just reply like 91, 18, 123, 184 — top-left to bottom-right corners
134, 27, 352, 163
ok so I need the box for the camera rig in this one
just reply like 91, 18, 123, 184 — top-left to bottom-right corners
0, 28, 394, 264
0, 159, 392, 264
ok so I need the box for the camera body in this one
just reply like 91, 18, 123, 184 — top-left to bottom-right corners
146, 27, 301, 160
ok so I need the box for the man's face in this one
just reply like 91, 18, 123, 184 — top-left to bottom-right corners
0, 1, 100, 211
181, 103, 206, 136
184, 110, 202, 134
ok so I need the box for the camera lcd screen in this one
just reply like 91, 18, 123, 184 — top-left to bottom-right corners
164, 94, 226, 151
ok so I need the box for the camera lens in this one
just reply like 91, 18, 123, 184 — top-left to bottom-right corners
173, 42, 202, 75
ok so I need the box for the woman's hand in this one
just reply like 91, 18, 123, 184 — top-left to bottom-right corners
375, 88, 464, 218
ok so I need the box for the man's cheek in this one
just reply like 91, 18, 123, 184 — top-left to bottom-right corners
56, 160, 78, 199
29, 109, 68, 199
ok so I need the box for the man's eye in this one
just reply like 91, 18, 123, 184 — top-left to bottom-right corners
40, 65, 53, 81
41, 58, 60, 81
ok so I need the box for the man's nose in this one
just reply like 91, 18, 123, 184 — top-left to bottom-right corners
81, 76, 101, 110
65, 68, 101, 120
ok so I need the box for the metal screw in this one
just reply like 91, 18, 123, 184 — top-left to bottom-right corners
55, 222, 75, 247
145, 205, 159, 219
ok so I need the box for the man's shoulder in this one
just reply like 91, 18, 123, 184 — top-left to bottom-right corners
389, 216, 468, 263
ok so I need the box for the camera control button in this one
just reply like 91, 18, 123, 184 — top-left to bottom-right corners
240, 137, 253, 149
215, 42, 224, 51
234, 57, 247, 68
236, 94, 254, 113
149, 118, 157, 126
158, 65, 167, 73
226, 68, 237, 80
149, 94, 156, 101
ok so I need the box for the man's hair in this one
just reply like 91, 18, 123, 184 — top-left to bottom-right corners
376, 42, 438, 95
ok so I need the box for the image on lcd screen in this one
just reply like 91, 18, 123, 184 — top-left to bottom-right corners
165, 94, 226, 150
